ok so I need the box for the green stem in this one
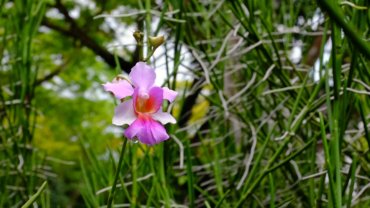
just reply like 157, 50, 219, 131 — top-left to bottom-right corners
185, 139, 195, 207
317, 0, 370, 58
138, 42, 144, 61
107, 139, 128, 208
134, 31, 144, 61
269, 173, 275, 208
346, 154, 358, 208
333, 120, 342, 207
131, 144, 138, 207
143, 47, 156, 62
21, 181, 47, 208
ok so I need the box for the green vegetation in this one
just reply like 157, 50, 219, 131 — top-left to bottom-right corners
1, 0, 370, 207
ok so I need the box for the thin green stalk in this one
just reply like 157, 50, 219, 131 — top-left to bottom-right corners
21, 181, 47, 208
269, 173, 275, 208
145, 0, 151, 55
240, 124, 275, 192
236, 136, 313, 207
286, 76, 308, 127
317, 170, 326, 208
194, 185, 217, 205
238, 118, 319, 206
158, 144, 171, 207
171, 0, 184, 90
185, 139, 195, 207
317, 0, 370, 58
338, 47, 357, 143
146, 179, 155, 207
147, 154, 162, 208
309, 136, 317, 207
134, 31, 144, 61
107, 139, 128, 208
346, 154, 358, 208
330, 20, 340, 100
266, 137, 316, 173
131, 145, 138, 207
213, 140, 224, 196
79, 158, 100, 207
319, 113, 336, 208
358, 100, 370, 149
215, 190, 230, 208
143, 48, 158, 62
333, 120, 342, 207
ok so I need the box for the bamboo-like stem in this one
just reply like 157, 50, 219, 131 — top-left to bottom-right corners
21, 181, 48, 208
317, 0, 370, 58
107, 139, 128, 208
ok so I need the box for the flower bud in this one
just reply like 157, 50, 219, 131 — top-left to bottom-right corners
133, 30, 144, 43
113, 74, 131, 84
149, 35, 165, 49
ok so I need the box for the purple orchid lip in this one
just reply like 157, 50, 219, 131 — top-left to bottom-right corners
103, 62, 177, 145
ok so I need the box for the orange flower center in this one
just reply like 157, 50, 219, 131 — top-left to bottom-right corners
135, 92, 157, 114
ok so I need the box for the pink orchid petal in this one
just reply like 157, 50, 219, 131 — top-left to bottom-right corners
152, 109, 176, 124
129, 62, 156, 91
147, 119, 169, 144
124, 118, 143, 140
103, 80, 134, 99
162, 87, 177, 102
124, 116, 169, 145
112, 100, 137, 126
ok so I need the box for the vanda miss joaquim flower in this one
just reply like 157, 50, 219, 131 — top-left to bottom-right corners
103, 62, 177, 145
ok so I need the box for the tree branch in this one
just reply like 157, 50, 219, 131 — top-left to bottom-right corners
34, 58, 70, 86
42, 1, 134, 73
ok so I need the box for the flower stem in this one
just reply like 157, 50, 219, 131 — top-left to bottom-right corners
22, 181, 48, 208
138, 42, 144, 62
107, 139, 128, 208
143, 47, 156, 62
133, 31, 144, 61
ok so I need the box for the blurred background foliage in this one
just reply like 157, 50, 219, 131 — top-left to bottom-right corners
1, 0, 370, 207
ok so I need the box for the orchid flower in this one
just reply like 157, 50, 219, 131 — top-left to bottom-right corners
103, 62, 177, 145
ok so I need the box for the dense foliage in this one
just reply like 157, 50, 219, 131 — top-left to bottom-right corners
1, 0, 370, 207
